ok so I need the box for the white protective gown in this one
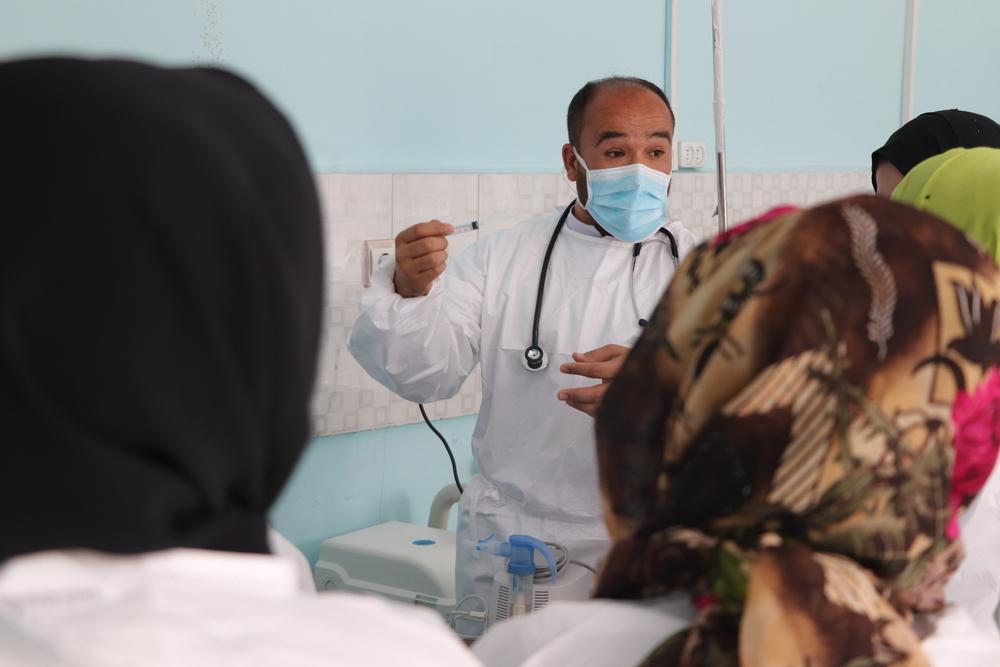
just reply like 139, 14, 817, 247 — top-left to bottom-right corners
0, 549, 480, 667
348, 206, 697, 620
473, 596, 1000, 667
948, 456, 1000, 636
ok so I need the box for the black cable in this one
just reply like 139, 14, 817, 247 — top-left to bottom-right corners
419, 403, 463, 494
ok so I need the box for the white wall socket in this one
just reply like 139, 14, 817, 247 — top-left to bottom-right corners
678, 141, 707, 169
362, 239, 395, 288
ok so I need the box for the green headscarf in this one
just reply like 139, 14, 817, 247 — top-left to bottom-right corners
892, 146, 1000, 263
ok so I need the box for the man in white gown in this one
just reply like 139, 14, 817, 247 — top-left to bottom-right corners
350, 77, 696, 634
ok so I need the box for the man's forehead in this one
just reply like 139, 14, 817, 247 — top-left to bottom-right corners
581, 85, 673, 134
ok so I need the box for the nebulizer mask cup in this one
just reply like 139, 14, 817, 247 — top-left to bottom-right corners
573, 147, 671, 243
506, 536, 555, 616
477, 534, 558, 619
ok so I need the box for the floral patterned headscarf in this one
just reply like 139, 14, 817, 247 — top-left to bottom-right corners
594, 195, 1000, 666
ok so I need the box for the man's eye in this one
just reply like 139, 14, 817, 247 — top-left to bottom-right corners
606, 150, 625, 158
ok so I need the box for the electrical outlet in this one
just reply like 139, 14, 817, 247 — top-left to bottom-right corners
678, 141, 707, 169
362, 239, 395, 288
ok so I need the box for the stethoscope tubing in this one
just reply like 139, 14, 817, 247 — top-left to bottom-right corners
522, 201, 679, 372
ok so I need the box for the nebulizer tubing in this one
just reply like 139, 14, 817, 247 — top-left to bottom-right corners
545, 541, 596, 575
537, 542, 568, 581
569, 559, 597, 574
447, 593, 489, 634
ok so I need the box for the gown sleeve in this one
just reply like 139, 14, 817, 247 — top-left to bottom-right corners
348, 241, 487, 403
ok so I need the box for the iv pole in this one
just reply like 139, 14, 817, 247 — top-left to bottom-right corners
712, 0, 729, 233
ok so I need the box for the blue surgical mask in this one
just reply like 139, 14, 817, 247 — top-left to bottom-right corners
574, 148, 671, 242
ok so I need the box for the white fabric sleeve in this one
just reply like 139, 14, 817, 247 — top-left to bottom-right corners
266, 526, 316, 594
348, 242, 486, 403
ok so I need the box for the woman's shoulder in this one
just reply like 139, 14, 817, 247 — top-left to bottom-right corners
921, 605, 1000, 666
473, 595, 694, 667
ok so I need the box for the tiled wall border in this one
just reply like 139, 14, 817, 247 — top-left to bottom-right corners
312, 170, 872, 436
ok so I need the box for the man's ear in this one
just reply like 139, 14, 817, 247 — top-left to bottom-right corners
562, 143, 580, 182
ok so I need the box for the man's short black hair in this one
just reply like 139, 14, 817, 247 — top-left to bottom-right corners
566, 76, 674, 148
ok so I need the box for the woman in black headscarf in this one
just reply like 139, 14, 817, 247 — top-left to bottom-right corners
0, 57, 323, 558
0, 58, 478, 666
871, 109, 1000, 195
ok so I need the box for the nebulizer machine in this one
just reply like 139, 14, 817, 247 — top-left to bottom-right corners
316, 403, 596, 636
447, 533, 596, 636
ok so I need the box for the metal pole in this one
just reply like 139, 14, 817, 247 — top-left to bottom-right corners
669, 0, 679, 106
900, 0, 920, 125
711, 0, 729, 233
666, 0, 680, 171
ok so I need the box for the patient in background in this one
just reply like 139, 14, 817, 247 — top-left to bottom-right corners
475, 196, 1000, 666
871, 109, 1000, 196
0, 58, 478, 667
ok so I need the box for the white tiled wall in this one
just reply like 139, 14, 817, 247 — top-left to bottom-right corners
313, 170, 871, 437
669, 171, 873, 241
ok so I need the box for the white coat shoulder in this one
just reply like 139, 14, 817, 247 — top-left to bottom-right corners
473, 595, 693, 667
468, 212, 562, 266
474, 595, 1000, 667
0, 549, 481, 667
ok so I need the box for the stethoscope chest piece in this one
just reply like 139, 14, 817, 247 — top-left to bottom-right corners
522, 345, 548, 372
520, 200, 678, 374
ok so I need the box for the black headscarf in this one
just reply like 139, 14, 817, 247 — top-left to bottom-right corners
871, 109, 1000, 191
0, 58, 323, 559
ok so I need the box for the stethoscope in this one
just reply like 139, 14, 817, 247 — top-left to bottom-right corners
522, 201, 679, 372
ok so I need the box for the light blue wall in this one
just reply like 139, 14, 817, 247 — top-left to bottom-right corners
672, 0, 906, 171
6, 1, 1000, 175
913, 0, 1000, 120
269, 416, 477, 565
1, 0, 668, 173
